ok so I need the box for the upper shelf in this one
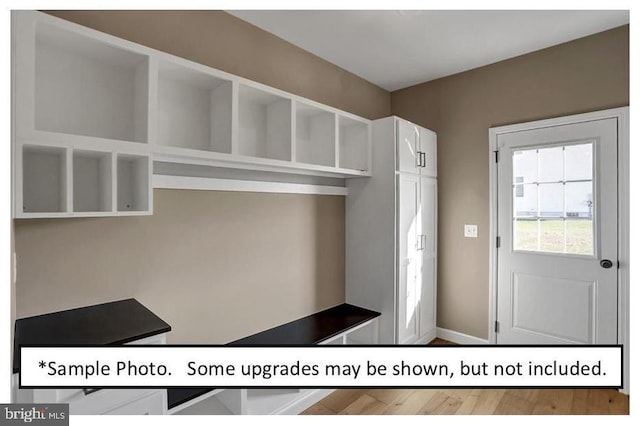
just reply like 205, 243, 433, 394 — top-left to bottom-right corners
33, 21, 149, 144
13, 11, 372, 182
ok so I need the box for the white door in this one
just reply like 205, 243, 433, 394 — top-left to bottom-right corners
397, 173, 420, 344
397, 119, 420, 173
419, 176, 437, 340
496, 118, 618, 344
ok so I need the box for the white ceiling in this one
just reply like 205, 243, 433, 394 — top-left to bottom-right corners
228, 10, 629, 91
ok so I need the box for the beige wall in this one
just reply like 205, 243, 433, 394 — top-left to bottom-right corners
13, 11, 390, 343
391, 26, 629, 339
15, 191, 345, 343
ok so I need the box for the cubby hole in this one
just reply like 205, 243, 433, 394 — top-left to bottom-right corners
237, 85, 292, 161
157, 61, 233, 153
34, 22, 148, 143
295, 102, 335, 167
117, 155, 149, 212
338, 116, 369, 171
22, 145, 67, 213
73, 150, 112, 212
245, 389, 304, 415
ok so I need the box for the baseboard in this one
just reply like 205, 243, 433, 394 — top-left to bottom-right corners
274, 388, 335, 415
415, 329, 437, 345
436, 327, 489, 345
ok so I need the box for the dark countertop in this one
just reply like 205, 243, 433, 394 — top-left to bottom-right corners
230, 303, 380, 346
13, 298, 171, 374
167, 303, 380, 410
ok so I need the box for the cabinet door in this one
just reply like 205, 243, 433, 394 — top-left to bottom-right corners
397, 173, 420, 344
419, 177, 437, 340
420, 127, 437, 177
397, 119, 420, 174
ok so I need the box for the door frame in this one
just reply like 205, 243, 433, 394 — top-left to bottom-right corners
488, 106, 629, 393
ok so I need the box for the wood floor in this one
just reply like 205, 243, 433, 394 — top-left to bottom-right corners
301, 338, 629, 415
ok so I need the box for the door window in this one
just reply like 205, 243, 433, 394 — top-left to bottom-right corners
512, 142, 594, 255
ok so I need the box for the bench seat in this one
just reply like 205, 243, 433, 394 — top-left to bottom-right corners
167, 303, 380, 411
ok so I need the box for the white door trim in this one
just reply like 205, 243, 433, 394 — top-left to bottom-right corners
488, 106, 629, 393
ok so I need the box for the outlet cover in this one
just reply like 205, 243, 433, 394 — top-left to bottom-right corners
464, 224, 478, 238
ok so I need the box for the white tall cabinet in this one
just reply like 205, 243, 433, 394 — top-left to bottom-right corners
346, 116, 437, 344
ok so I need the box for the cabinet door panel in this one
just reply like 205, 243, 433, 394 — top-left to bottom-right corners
420, 128, 437, 177
397, 119, 420, 173
419, 177, 437, 339
397, 173, 420, 344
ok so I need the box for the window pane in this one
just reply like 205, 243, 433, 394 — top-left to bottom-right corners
514, 219, 538, 251
565, 143, 592, 181
566, 181, 593, 218
539, 219, 564, 252
566, 219, 594, 255
513, 149, 537, 183
538, 146, 563, 183
514, 183, 537, 218
539, 183, 563, 217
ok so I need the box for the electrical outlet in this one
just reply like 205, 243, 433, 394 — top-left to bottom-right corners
464, 224, 478, 238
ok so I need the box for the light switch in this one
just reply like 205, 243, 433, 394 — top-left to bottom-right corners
464, 224, 478, 238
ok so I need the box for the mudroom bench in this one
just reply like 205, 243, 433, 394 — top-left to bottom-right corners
168, 303, 380, 415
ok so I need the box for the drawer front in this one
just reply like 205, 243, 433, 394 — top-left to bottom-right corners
69, 389, 162, 415
103, 392, 165, 415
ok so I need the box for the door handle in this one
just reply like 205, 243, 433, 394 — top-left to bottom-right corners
600, 259, 614, 269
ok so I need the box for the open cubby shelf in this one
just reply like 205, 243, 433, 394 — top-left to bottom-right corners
73, 150, 112, 213
339, 116, 369, 172
22, 145, 67, 214
157, 61, 233, 154
237, 84, 292, 161
34, 21, 148, 143
14, 11, 372, 218
296, 102, 336, 167
17, 143, 151, 218
117, 154, 150, 212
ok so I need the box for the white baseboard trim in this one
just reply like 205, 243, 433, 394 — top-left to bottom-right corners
415, 329, 437, 345
274, 388, 335, 415
436, 327, 490, 345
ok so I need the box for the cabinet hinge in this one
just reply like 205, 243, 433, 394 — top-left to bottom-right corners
494, 321, 500, 333
494, 150, 499, 163
496, 236, 501, 248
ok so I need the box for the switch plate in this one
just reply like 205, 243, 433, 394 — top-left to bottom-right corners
464, 224, 478, 238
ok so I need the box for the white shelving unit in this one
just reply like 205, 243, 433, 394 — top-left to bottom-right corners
237, 84, 292, 161
339, 116, 369, 172
21, 145, 68, 215
157, 60, 233, 154
13, 11, 373, 219
295, 101, 336, 167
117, 154, 151, 213
73, 150, 112, 213
33, 21, 149, 144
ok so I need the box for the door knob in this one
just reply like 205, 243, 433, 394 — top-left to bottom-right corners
600, 259, 614, 269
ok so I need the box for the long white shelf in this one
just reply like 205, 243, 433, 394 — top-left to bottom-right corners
153, 175, 348, 196
12, 11, 372, 218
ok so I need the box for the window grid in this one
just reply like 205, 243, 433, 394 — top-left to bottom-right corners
512, 143, 594, 255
